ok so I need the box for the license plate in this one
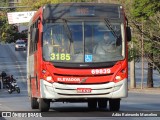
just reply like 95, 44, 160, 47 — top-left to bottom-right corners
77, 88, 92, 93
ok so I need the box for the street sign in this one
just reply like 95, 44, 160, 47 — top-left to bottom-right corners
7, 11, 36, 24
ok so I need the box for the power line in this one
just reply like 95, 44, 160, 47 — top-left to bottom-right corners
0, 6, 30, 9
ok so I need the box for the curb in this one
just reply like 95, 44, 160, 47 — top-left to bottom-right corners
128, 88, 160, 94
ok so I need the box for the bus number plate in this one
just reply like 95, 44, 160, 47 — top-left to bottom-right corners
77, 88, 92, 93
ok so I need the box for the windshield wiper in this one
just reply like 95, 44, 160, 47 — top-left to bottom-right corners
104, 18, 118, 39
62, 19, 73, 43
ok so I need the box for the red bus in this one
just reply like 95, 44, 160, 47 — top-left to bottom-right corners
27, 3, 131, 112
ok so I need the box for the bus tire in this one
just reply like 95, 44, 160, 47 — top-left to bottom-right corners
31, 97, 39, 109
39, 98, 50, 112
88, 99, 97, 110
109, 99, 120, 111
98, 99, 107, 109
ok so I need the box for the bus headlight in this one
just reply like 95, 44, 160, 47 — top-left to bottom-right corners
115, 76, 122, 80
46, 76, 52, 81
44, 75, 54, 83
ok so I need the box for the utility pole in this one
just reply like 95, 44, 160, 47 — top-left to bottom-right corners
141, 19, 144, 89
130, 41, 136, 88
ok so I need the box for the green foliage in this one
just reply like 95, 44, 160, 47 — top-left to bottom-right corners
0, 0, 8, 7
130, 0, 160, 72
0, 13, 16, 42
128, 47, 140, 62
128, 38, 141, 62
18, 0, 96, 11
0, 0, 27, 43
131, 0, 160, 19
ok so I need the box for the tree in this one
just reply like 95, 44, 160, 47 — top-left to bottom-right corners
0, 0, 9, 42
0, 0, 31, 43
18, 0, 96, 11
131, 0, 160, 87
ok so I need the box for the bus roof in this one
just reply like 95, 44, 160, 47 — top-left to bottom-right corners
42, 3, 123, 20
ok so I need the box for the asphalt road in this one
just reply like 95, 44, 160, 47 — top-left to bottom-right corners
0, 44, 160, 120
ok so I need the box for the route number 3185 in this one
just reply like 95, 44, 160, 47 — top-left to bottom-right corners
50, 53, 71, 61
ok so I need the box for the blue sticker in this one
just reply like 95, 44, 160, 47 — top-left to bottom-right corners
85, 55, 92, 62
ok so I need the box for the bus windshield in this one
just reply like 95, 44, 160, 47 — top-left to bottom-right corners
42, 21, 124, 63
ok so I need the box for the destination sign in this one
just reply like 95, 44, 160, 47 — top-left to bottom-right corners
70, 6, 95, 16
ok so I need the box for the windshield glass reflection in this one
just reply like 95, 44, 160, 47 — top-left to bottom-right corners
42, 21, 123, 63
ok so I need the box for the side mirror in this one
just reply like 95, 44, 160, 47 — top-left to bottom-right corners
32, 28, 39, 43
126, 27, 131, 42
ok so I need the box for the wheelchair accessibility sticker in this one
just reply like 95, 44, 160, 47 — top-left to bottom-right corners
85, 55, 92, 62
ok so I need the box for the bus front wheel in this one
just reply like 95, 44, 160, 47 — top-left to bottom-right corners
31, 96, 39, 109
39, 98, 50, 112
109, 99, 120, 111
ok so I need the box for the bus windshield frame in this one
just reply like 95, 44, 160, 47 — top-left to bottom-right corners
42, 19, 125, 67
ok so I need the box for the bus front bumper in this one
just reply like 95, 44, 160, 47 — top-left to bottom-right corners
40, 79, 128, 100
